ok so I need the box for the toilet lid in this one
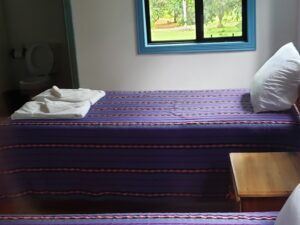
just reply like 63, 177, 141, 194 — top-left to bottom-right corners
26, 43, 54, 75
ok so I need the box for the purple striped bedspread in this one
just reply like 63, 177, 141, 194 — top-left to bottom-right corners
0, 89, 299, 200
0, 212, 278, 225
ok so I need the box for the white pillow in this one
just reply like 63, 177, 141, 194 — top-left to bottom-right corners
250, 42, 300, 113
275, 184, 300, 225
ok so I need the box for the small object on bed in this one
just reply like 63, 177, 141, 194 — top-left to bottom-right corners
11, 100, 91, 120
51, 85, 63, 98
275, 184, 300, 225
250, 42, 300, 113
33, 86, 106, 105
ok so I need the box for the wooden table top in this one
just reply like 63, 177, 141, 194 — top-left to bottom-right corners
230, 152, 300, 198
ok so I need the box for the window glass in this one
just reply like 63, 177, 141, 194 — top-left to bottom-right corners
149, 0, 196, 42
203, 0, 243, 39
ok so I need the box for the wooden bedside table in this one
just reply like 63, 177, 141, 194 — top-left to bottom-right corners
230, 152, 300, 212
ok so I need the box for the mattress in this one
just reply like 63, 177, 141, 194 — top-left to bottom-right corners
0, 89, 299, 200
0, 212, 278, 225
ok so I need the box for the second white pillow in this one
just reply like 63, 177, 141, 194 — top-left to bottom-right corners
275, 184, 300, 225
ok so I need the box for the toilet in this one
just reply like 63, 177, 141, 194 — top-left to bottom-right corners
19, 42, 54, 97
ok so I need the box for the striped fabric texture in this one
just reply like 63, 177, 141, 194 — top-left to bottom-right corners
0, 212, 278, 225
0, 89, 299, 200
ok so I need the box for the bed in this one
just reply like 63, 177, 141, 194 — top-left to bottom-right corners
0, 212, 278, 225
0, 89, 300, 201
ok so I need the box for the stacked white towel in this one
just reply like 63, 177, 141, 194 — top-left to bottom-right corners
11, 100, 91, 120
33, 86, 106, 105
11, 86, 106, 120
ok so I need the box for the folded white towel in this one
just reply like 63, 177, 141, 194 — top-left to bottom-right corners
11, 100, 91, 120
33, 86, 105, 105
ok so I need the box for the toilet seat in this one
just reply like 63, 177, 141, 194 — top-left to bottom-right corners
26, 43, 54, 75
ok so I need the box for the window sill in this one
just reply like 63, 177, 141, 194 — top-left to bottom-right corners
137, 41, 256, 54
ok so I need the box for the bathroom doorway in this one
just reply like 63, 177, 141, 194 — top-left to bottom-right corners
0, 0, 78, 115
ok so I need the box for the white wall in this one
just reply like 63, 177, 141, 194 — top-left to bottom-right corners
72, 0, 299, 91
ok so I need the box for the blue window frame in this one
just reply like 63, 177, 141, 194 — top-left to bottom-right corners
136, 0, 256, 54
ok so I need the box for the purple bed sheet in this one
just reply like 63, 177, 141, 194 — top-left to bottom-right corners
0, 212, 278, 225
0, 89, 299, 200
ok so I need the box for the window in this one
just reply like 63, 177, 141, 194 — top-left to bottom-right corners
136, 0, 256, 54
